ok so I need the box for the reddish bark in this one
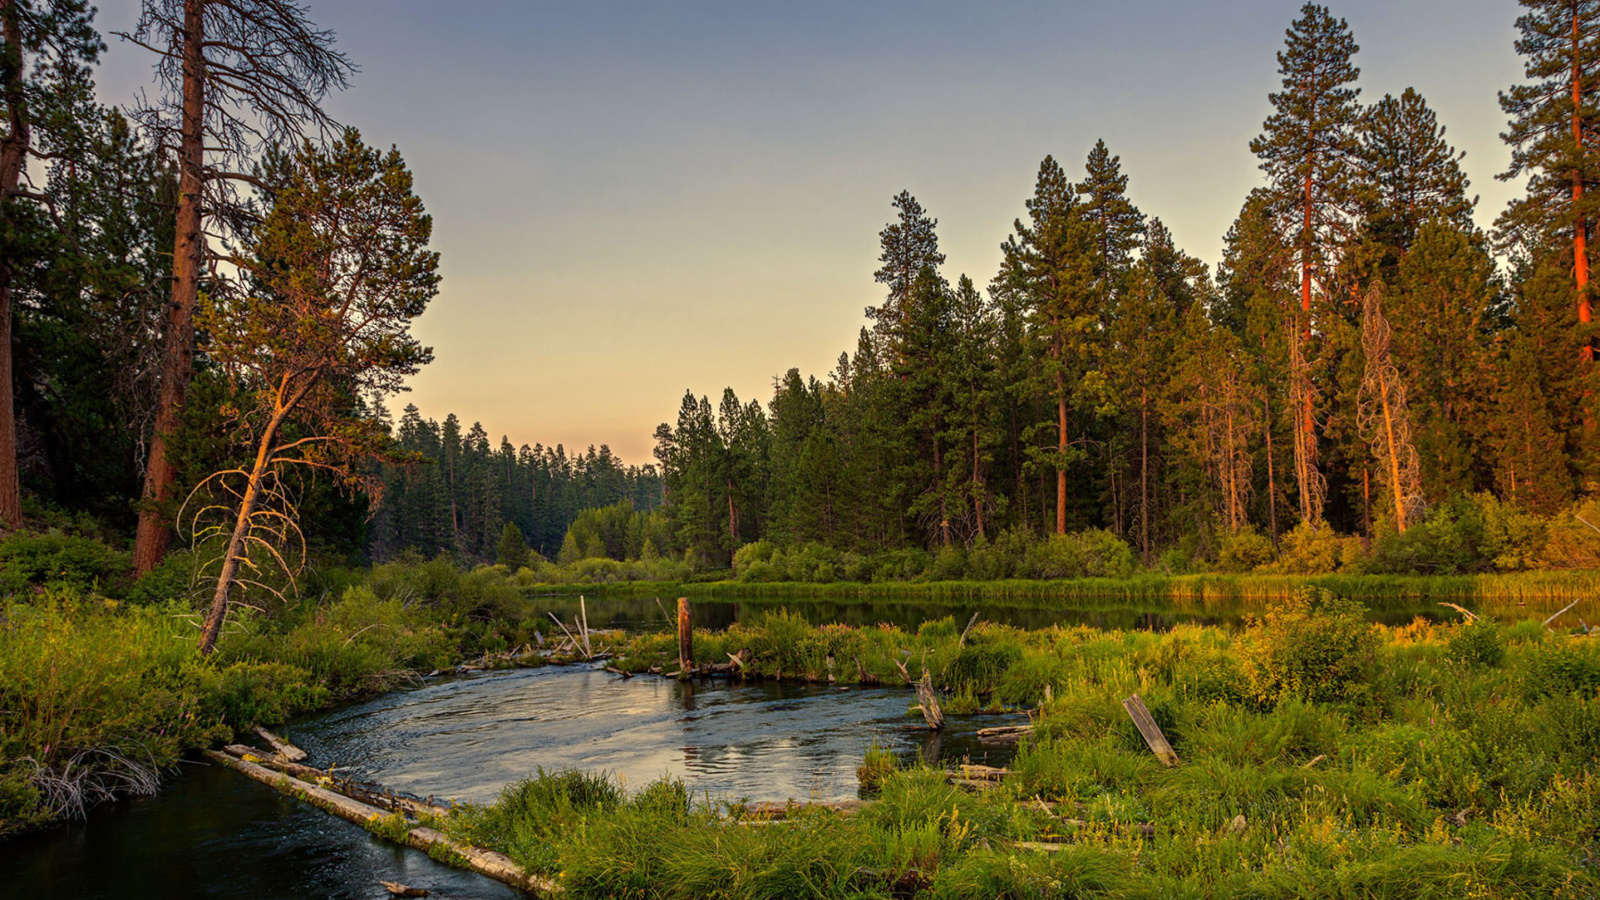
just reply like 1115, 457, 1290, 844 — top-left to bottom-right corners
134, 0, 206, 574
0, 0, 27, 530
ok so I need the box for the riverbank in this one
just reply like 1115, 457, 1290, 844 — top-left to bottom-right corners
0, 574, 557, 836
533, 569, 1600, 612
426, 595, 1598, 898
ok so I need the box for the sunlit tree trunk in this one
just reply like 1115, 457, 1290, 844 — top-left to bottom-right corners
0, 0, 26, 530
134, 0, 205, 574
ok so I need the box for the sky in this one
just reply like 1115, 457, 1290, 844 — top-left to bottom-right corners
91, 0, 1525, 465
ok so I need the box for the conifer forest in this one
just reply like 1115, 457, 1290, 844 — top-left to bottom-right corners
3, 2, 1600, 898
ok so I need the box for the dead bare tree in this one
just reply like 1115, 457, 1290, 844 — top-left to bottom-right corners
189, 132, 437, 655
119, 0, 354, 575
1358, 283, 1423, 533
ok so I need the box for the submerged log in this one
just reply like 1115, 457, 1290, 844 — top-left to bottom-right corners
253, 726, 307, 762
203, 751, 558, 896
957, 763, 1010, 781
380, 882, 430, 897
739, 799, 868, 820
1122, 694, 1179, 767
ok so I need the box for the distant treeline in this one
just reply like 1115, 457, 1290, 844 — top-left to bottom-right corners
368, 405, 663, 563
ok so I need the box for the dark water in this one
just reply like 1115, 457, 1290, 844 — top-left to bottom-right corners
3, 666, 1018, 899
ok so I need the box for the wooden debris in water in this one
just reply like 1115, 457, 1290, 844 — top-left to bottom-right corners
957, 763, 1010, 781
204, 750, 556, 896
915, 668, 944, 731
677, 597, 693, 674
1122, 694, 1179, 767
1543, 597, 1584, 629
380, 882, 430, 897
976, 724, 1032, 743
603, 665, 631, 679
1438, 602, 1479, 622
253, 726, 307, 762
739, 799, 868, 820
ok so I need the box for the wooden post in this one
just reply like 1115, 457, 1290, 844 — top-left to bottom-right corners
1122, 694, 1178, 766
677, 597, 692, 674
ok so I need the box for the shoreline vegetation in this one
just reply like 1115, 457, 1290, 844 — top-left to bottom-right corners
167, 593, 1599, 899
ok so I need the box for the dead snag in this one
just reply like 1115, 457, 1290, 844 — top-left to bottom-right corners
677, 597, 693, 673
916, 669, 944, 731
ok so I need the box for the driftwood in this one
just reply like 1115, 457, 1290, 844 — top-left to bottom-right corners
976, 724, 1033, 743
1437, 602, 1479, 623
958, 612, 981, 647
220, 745, 451, 818
579, 596, 592, 659
915, 669, 944, 731
603, 666, 632, 679
1543, 598, 1585, 629
1122, 694, 1179, 767
254, 726, 307, 762
204, 750, 558, 896
546, 612, 588, 660
380, 882, 430, 897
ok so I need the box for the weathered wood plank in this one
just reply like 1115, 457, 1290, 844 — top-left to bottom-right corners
1122, 694, 1179, 767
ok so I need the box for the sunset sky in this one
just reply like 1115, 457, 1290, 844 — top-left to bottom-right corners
93, 0, 1522, 465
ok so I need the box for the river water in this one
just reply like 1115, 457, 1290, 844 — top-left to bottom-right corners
2, 592, 1466, 898
4, 665, 1018, 899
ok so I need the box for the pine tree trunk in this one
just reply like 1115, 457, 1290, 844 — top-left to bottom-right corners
1139, 389, 1149, 565
972, 426, 984, 541
1575, 8, 1593, 364
1056, 373, 1067, 536
1263, 391, 1279, 547
1377, 376, 1409, 534
0, 0, 27, 530
134, 0, 206, 575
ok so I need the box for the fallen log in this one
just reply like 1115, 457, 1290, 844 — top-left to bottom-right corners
253, 726, 308, 762
203, 750, 558, 896
976, 724, 1032, 742
381, 882, 430, 897
1122, 694, 1178, 767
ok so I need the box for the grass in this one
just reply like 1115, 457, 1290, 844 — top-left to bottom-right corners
0, 573, 559, 835
538, 570, 1600, 617
430, 594, 1600, 898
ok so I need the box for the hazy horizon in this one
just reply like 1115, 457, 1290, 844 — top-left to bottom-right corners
92, 0, 1524, 465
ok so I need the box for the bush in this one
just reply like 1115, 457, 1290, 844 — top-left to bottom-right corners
0, 531, 131, 597
1364, 493, 1547, 575
732, 541, 776, 578
1445, 619, 1506, 669
1214, 526, 1274, 573
1265, 522, 1363, 574
1241, 587, 1378, 706
1025, 530, 1135, 579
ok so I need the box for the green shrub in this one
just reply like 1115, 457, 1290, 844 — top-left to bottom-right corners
1025, 530, 1135, 579
1214, 526, 1274, 573
1265, 522, 1363, 574
1523, 640, 1600, 699
1445, 619, 1506, 669
0, 531, 131, 597
198, 661, 328, 728
1241, 587, 1379, 706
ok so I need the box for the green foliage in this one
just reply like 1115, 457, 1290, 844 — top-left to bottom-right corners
1214, 526, 1274, 573
1241, 588, 1379, 706
0, 531, 131, 597
1265, 522, 1364, 574
1445, 619, 1506, 669
1024, 530, 1135, 579
497, 522, 530, 570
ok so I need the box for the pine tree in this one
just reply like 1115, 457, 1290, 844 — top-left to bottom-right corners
1357, 88, 1473, 270
867, 190, 945, 357
1499, 0, 1600, 366
999, 155, 1099, 534
1250, 3, 1361, 528
497, 521, 529, 569
1077, 139, 1146, 316
0, 0, 102, 529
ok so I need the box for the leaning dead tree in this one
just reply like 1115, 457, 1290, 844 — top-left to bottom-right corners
188, 132, 438, 655
1358, 283, 1423, 533
120, 0, 354, 576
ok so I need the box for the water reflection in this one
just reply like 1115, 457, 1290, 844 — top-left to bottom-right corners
293, 666, 1015, 806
